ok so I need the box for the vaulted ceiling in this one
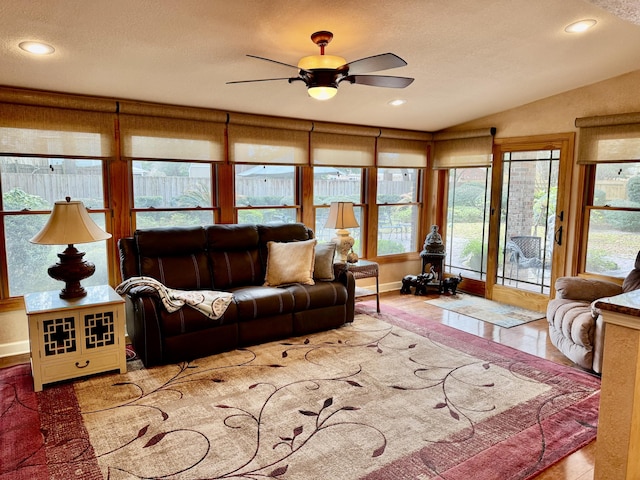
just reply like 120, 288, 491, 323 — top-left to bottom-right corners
2, 0, 640, 131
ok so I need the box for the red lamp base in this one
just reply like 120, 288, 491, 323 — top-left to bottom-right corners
47, 244, 95, 299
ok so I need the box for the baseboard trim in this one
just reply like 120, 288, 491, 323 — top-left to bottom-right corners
0, 340, 29, 359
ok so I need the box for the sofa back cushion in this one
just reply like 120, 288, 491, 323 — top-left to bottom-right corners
257, 223, 313, 270
207, 224, 263, 289
623, 250, 640, 292
135, 226, 211, 290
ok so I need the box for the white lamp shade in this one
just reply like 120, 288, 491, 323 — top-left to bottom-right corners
324, 202, 359, 230
30, 199, 111, 245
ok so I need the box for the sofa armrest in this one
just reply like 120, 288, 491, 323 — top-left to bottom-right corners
125, 284, 161, 299
332, 264, 355, 322
554, 276, 623, 302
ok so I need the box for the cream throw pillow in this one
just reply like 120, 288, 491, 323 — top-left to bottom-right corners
264, 239, 317, 286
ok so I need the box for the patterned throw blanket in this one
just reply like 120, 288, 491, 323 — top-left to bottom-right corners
115, 276, 233, 320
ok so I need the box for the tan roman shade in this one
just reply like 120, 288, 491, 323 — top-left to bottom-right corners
377, 129, 432, 168
311, 122, 378, 167
228, 113, 312, 165
0, 88, 116, 157
432, 127, 496, 169
119, 102, 227, 161
576, 112, 640, 164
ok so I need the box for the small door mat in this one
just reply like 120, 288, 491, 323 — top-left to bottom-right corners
425, 293, 545, 328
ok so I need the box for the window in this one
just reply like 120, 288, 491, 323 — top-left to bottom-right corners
584, 162, 640, 276
132, 160, 215, 228
235, 164, 297, 224
576, 113, 640, 278
1, 157, 110, 297
0, 100, 114, 300
376, 168, 420, 255
444, 167, 491, 280
313, 167, 363, 255
119, 109, 225, 230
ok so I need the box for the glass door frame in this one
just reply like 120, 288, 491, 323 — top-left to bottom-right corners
486, 133, 574, 312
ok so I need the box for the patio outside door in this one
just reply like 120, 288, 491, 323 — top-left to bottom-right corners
486, 135, 573, 311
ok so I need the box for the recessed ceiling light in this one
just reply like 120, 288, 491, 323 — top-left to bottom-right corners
388, 99, 406, 107
564, 19, 597, 33
19, 41, 55, 55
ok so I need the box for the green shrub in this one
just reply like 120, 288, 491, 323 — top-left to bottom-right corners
378, 239, 405, 255
594, 189, 607, 205
461, 238, 486, 271
450, 182, 486, 207
450, 206, 484, 223
606, 200, 640, 232
627, 176, 640, 203
586, 248, 619, 273
136, 196, 163, 208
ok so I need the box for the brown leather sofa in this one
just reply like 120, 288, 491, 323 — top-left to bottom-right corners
118, 223, 355, 367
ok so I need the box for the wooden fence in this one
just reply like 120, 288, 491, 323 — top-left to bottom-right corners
3, 173, 413, 207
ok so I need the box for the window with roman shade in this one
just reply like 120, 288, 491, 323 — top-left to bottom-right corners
432, 128, 495, 281
311, 123, 378, 254
0, 88, 116, 299
118, 101, 227, 229
576, 113, 640, 277
375, 129, 431, 256
228, 113, 312, 224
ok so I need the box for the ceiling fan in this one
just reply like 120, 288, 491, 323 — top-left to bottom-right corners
227, 31, 414, 100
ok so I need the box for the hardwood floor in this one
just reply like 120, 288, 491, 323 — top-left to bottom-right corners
369, 290, 596, 480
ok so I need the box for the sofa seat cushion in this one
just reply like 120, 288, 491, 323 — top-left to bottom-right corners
160, 301, 239, 337
284, 282, 348, 312
230, 286, 295, 320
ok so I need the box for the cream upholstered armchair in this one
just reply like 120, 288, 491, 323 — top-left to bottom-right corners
546, 251, 640, 373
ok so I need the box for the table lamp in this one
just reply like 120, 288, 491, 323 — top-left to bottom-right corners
30, 197, 111, 299
324, 201, 359, 262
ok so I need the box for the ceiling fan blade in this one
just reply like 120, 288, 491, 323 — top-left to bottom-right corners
342, 53, 407, 75
342, 75, 414, 88
246, 54, 303, 71
227, 77, 295, 84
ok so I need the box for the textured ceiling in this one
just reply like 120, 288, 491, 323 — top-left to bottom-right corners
2, 0, 640, 131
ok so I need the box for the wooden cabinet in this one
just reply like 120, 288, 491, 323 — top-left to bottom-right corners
24, 285, 126, 392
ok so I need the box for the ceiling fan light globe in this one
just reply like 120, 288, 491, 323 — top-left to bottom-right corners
308, 86, 337, 100
298, 54, 346, 70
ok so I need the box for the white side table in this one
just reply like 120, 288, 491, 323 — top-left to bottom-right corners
347, 259, 380, 312
24, 285, 126, 392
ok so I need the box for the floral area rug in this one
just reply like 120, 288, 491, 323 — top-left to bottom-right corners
1, 308, 599, 479
424, 292, 546, 328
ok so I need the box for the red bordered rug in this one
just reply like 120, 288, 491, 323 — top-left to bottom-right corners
1, 305, 599, 480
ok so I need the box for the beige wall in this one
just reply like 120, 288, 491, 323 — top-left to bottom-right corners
454, 69, 640, 138
3, 69, 640, 359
